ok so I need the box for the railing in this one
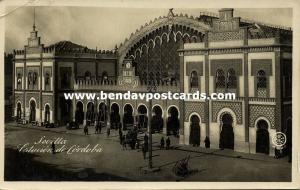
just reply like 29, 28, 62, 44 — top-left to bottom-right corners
74, 78, 180, 92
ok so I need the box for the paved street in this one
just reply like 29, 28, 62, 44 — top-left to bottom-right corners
5, 123, 291, 181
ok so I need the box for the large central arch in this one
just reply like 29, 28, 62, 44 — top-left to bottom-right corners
118, 10, 210, 83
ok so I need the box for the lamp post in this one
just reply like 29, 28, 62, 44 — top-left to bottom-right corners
145, 58, 159, 172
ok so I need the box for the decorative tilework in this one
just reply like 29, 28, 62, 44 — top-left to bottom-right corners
249, 105, 275, 129
184, 102, 206, 123
251, 59, 272, 76
211, 101, 243, 124
186, 62, 203, 76
15, 93, 24, 104
42, 95, 53, 110
210, 59, 243, 76
208, 30, 244, 42
26, 92, 39, 107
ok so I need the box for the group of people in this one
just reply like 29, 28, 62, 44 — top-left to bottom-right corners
160, 136, 171, 150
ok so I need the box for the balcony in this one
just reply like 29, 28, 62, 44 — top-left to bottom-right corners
74, 78, 180, 92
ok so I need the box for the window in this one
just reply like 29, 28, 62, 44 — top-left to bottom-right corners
32, 72, 38, 85
216, 69, 225, 88
227, 68, 237, 89
101, 71, 108, 84
17, 73, 22, 85
85, 71, 91, 80
28, 72, 33, 85
45, 73, 50, 86
257, 70, 267, 89
190, 71, 199, 88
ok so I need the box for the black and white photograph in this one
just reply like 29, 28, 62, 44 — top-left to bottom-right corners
1, 0, 299, 189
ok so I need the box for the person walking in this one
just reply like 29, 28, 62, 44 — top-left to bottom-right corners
142, 143, 146, 159
51, 141, 56, 154
166, 137, 170, 150
84, 125, 88, 135
106, 124, 111, 138
160, 137, 165, 149
204, 136, 210, 148
119, 128, 123, 145
122, 134, 127, 150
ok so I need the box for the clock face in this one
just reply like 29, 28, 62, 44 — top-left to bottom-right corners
126, 62, 131, 69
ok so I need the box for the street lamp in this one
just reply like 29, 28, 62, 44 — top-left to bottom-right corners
144, 59, 159, 172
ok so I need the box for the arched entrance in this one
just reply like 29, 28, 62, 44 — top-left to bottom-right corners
189, 115, 200, 146
137, 105, 148, 130
123, 104, 134, 130
167, 106, 180, 137
152, 105, 163, 133
29, 100, 36, 122
17, 102, 22, 120
256, 119, 269, 154
44, 104, 50, 123
86, 102, 95, 125
219, 113, 234, 150
60, 98, 72, 125
98, 102, 108, 127
110, 103, 120, 129
75, 101, 84, 124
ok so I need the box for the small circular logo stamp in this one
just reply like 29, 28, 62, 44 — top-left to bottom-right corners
272, 132, 286, 149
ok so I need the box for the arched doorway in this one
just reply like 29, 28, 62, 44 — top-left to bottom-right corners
137, 105, 148, 130
167, 106, 180, 137
75, 101, 84, 124
98, 102, 108, 127
60, 98, 72, 125
219, 113, 234, 150
110, 103, 120, 129
29, 100, 36, 122
86, 102, 95, 125
17, 102, 22, 120
189, 115, 200, 146
44, 104, 50, 123
152, 105, 163, 133
256, 119, 269, 154
123, 104, 134, 130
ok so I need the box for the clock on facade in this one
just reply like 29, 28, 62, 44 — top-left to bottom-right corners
126, 62, 131, 69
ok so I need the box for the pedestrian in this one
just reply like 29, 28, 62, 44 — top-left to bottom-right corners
142, 143, 146, 159
107, 125, 111, 137
160, 137, 165, 149
136, 139, 140, 149
51, 141, 55, 154
95, 124, 98, 134
122, 135, 127, 150
84, 125, 88, 135
144, 133, 148, 144
119, 128, 123, 145
166, 137, 170, 150
204, 136, 210, 148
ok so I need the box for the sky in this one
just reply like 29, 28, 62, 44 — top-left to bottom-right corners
4, 7, 292, 53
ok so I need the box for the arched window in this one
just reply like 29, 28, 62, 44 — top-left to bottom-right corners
17, 73, 22, 85
101, 71, 108, 84
32, 72, 38, 85
190, 71, 199, 88
216, 69, 225, 88
257, 70, 267, 89
85, 71, 91, 80
227, 68, 237, 89
28, 72, 33, 85
45, 73, 50, 86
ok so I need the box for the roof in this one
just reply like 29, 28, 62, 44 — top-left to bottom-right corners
45, 40, 116, 54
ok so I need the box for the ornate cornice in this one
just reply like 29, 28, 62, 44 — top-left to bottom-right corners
118, 13, 211, 64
